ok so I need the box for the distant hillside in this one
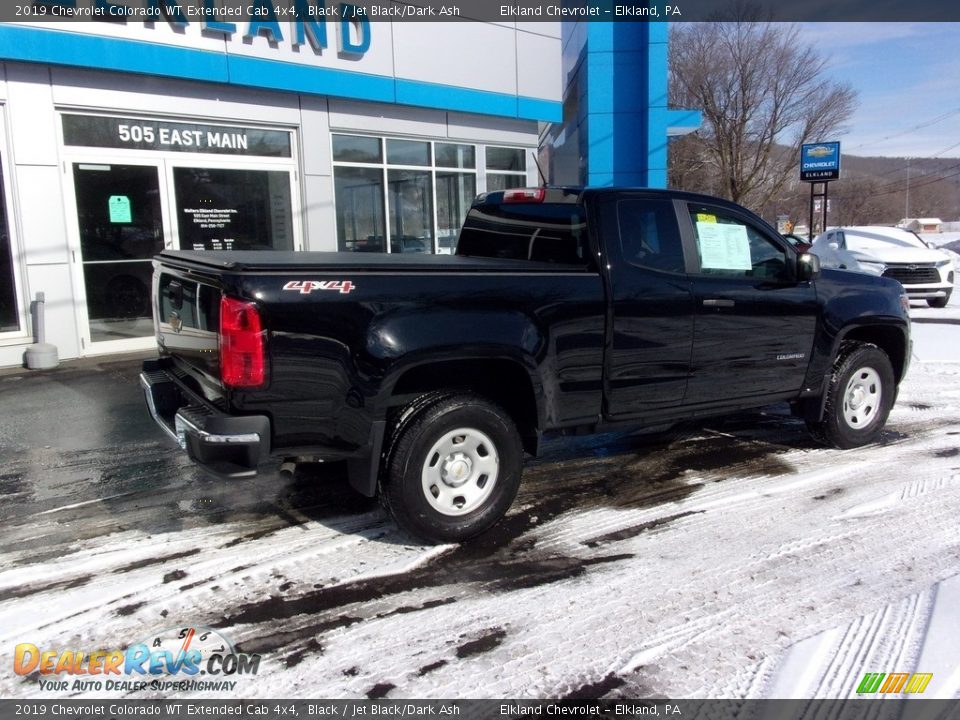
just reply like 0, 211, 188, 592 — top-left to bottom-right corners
760, 153, 960, 229
822, 154, 960, 226
669, 138, 960, 228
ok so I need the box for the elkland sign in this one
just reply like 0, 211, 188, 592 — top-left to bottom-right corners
800, 142, 841, 182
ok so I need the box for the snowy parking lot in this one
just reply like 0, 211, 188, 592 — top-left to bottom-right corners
1, 297, 959, 700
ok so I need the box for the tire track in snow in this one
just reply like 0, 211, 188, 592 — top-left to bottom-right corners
836, 475, 956, 520
5, 356, 960, 699
539, 433, 960, 699
618, 607, 739, 674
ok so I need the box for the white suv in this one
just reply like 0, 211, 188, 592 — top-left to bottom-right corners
811, 226, 955, 307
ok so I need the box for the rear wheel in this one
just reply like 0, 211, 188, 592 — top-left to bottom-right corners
381, 393, 523, 543
806, 342, 895, 449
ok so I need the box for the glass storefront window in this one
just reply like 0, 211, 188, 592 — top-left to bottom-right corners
173, 168, 293, 252
486, 146, 527, 192
0, 158, 19, 333
485, 174, 526, 192
332, 135, 529, 254
486, 147, 526, 171
436, 143, 475, 169
333, 135, 382, 163
335, 166, 386, 252
388, 169, 433, 254
437, 171, 475, 254
387, 139, 430, 167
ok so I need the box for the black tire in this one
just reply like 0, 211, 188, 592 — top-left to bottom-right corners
380, 393, 523, 544
927, 291, 951, 308
806, 342, 895, 449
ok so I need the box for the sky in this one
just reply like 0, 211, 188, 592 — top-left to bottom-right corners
794, 23, 960, 159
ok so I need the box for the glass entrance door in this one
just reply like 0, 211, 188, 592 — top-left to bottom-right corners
72, 163, 164, 345
68, 157, 299, 353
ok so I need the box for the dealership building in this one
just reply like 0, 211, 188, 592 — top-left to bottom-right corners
0, 10, 698, 366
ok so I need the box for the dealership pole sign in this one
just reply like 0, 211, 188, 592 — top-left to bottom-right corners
800, 141, 841, 182
801, 141, 840, 240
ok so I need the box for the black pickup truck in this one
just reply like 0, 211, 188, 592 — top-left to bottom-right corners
141, 187, 911, 543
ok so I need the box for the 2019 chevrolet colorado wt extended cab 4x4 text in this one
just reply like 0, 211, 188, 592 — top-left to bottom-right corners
141, 187, 911, 543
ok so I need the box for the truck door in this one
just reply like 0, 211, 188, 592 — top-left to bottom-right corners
597, 194, 695, 421
680, 201, 818, 404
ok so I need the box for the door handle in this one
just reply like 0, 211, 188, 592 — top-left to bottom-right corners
703, 299, 735, 308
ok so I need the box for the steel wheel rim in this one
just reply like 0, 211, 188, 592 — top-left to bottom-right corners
421, 427, 499, 517
842, 366, 882, 429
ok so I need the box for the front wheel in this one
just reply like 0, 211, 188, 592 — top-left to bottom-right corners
381, 393, 523, 543
806, 342, 895, 449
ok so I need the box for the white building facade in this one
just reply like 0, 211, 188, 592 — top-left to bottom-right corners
0, 16, 561, 365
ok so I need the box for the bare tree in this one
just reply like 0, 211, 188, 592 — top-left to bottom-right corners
830, 176, 883, 226
669, 18, 857, 214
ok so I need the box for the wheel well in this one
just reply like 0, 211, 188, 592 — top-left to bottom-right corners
390, 359, 540, 454
840, 325, 908, 382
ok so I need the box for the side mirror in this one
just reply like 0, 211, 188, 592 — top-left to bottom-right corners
797, 252, 820, 281
828, 242, 840, 250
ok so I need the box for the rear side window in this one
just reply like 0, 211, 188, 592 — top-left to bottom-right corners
456, 202, 588, 266
617, 199, 685, 273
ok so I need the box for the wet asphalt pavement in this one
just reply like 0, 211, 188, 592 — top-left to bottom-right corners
0, 351, 798, 580
1, 342, 959, 699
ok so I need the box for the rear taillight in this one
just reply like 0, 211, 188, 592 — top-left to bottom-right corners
503, 187, 545, 203
219, 296, 266, 388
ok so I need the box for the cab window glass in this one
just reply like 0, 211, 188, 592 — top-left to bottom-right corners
688, 206, 788, 280
457, 202, 587, 265
617, 199, 685, 273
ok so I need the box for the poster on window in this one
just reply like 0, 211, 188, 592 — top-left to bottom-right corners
173, 168, 292, 252
696, 222, 751, 271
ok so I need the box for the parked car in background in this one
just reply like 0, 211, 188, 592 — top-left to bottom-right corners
811, 226, 955, 307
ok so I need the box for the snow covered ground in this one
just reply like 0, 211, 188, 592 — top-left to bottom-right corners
1, 296, 959, 701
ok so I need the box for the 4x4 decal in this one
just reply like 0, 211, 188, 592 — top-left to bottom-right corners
283, 280, 355, 295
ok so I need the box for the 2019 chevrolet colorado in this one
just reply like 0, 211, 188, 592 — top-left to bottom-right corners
141, 187, 911, 542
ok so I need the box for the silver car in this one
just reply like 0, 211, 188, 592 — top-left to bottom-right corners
811, 226, 955, 307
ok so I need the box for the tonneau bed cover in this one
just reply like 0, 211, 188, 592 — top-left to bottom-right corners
154, 250, 592, 273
